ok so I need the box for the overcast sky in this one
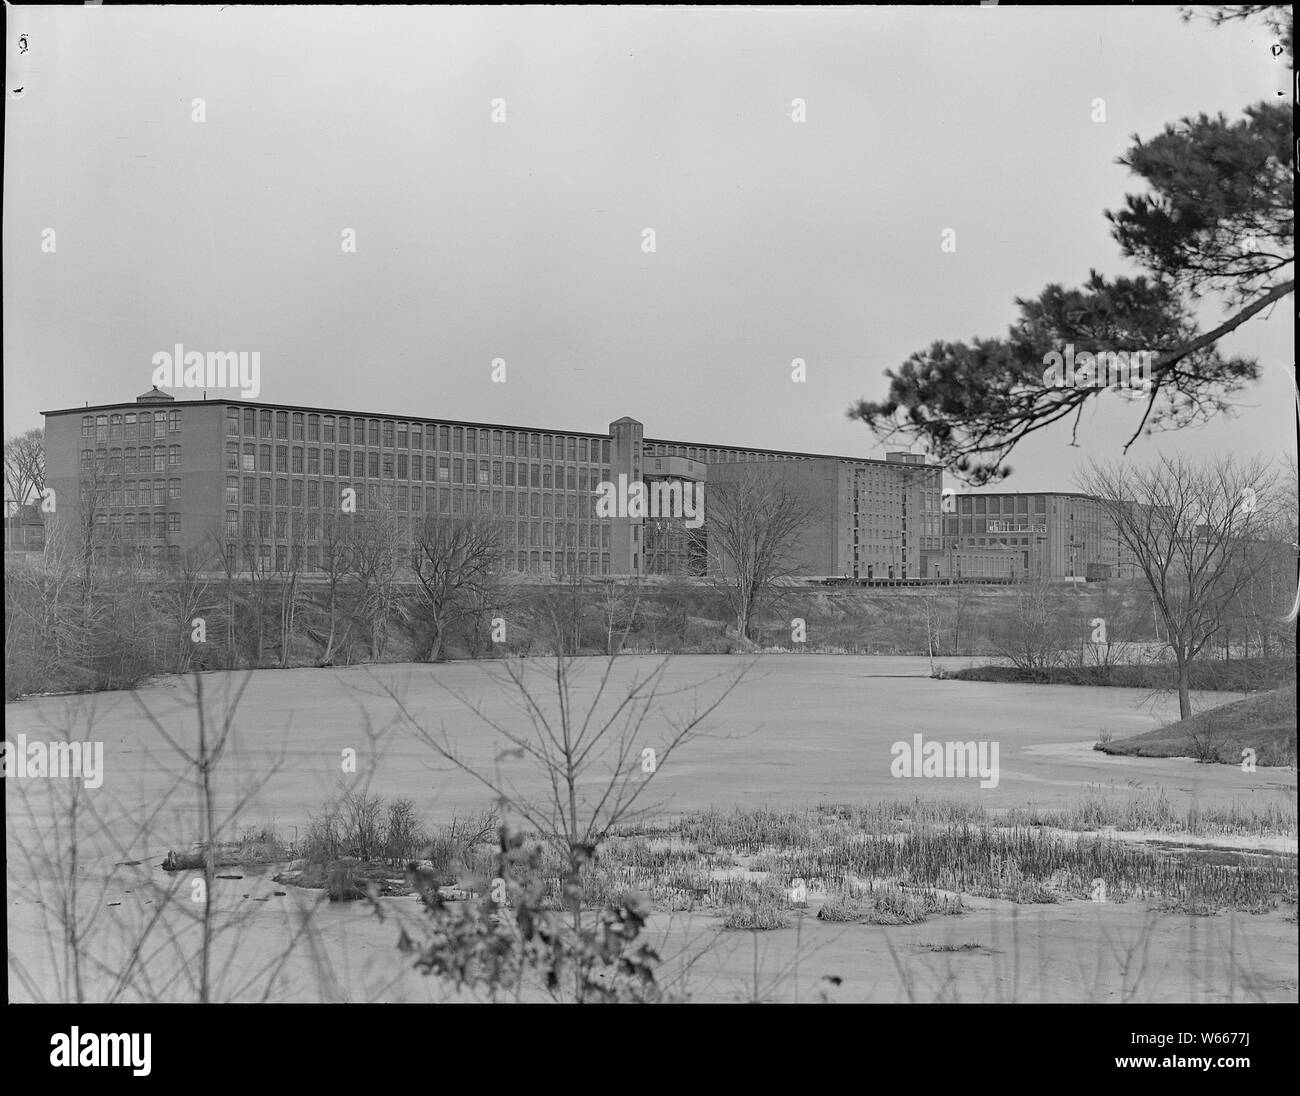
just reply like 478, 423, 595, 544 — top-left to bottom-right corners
4, 5, 1292, 490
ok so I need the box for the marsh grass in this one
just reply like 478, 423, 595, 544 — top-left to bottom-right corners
211, 796, 1297, 919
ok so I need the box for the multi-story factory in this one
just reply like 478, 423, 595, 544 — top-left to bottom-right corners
930, 492, 1141, 581
42, 389, 946, 580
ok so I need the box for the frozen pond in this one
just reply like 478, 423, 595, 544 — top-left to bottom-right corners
6, 655, 1288, 842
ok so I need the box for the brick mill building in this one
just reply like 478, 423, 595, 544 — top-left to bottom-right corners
42, 388, 950, 580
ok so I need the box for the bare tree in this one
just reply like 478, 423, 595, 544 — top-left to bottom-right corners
530, 570, 588, 656
159, 543, 219, 674
275, 526, 308, 667
4, 427, 46, 511
988, 571, 1070, 675
598, 577, 642, 656
1077, 454, 1280, 718
313, 510, 355, 664
345, 499, 408, 661
695, 467, 817, 644
385, 650, 750, 1001
409, 512, 506, 662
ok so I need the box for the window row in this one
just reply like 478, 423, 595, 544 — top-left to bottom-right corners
81, 447, 183, 474
226, 478, 620, 518
225, 408, 610, 462
224, 443, 610, 488
222, 509, 613, 548
91, 512, 181, 536
80, 479, 181, 506
83, 410, 181, 441
959, 496, 1047, 514
647, 443, 798, 465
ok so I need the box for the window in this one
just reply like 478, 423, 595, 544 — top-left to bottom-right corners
478, 460, 490, 486
368, 419, 380, 446
169, 479, 181, 500
276, 411, 289, 439
96, 415, 108, 442
82, 415, 94, 438
466, 430, 477, 454
308, 414, 320, 441
438, 457, 450, 481
439, 425, 450, 450
397, 454, 407, 479
397, 423, 408, 449
338, 417, 351, 444
292, 448, 304, 474
339, 450, 350, 476
169, 409, 181, 433
308, 449, 320, 474
410, 423, 422, 450
383, 420, 395, 447
323, 415, 335, 442
368, 452, 379, 477
290, 413, 303, 441
168, 445, 182, 469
